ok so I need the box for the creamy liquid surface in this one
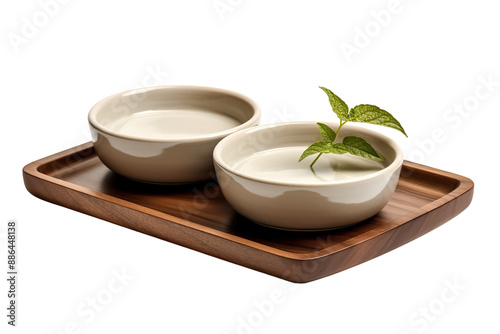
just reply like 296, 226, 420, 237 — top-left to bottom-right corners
109, 109, 241, 139
233, 146, 386, 183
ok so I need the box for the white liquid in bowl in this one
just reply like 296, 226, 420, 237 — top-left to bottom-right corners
108, 109, 242, 139
233, 146, 386, 183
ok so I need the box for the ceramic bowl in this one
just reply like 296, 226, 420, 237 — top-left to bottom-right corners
88, 86, 260, 184
213, 121, 404, 230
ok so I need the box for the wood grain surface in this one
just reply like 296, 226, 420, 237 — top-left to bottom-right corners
23, 142, 474, 283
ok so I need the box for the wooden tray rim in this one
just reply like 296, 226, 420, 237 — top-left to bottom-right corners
23, 142, 474, 261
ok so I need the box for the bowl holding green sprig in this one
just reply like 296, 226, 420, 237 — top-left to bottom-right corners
213, 87, 407, 230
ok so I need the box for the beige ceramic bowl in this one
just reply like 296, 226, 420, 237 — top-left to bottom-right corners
213, 121, 403, 231
89, 86, 260, 183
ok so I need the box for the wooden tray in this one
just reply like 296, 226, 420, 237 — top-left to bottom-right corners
23, 142, 474, 283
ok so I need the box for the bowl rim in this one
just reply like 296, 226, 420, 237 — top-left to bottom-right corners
88, 85, 261, 143
213, 121, 405, 187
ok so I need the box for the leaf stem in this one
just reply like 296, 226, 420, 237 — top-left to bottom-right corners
336, 120, 347, 137
310, 153, 323, 168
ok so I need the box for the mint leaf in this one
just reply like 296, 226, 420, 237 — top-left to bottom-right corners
317, 122, 336, 142
329, 143, 349, 155
319, 86, 349, 121
340, 136, 384, 160
300, 87, 406, 168
350, 104, 407, 137
298, 141, 332, 162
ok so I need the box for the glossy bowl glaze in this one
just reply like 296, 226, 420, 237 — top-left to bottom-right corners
89, 86, 260, 184
213, 121, 403, 230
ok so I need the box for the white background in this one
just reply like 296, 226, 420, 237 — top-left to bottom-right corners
1, 0, 499, 333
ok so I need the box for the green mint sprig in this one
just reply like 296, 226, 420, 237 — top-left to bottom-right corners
299, 86, 407, 168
